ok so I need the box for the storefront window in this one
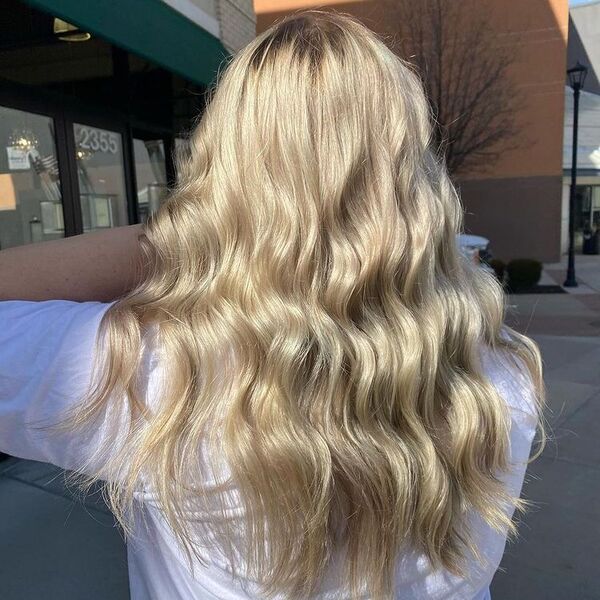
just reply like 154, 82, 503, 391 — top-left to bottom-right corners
133, 138, 168, 222
74, 123, 129, 231
0, 105, 64, 249
576, 185, 600, 232
593, 187, 600, 230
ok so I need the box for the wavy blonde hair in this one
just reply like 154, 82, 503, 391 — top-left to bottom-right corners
67, 10, 545, 599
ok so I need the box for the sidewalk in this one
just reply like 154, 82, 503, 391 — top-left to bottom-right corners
544, 253, 600, 294
490, 256, 600, 599
0, 459, 129, 599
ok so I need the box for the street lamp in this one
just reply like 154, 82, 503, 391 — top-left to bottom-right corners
564, 61, 588, 288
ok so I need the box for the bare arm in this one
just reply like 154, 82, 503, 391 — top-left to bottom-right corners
0, 225, 144, 302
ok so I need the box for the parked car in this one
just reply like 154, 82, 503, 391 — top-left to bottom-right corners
457, 234, 494, 274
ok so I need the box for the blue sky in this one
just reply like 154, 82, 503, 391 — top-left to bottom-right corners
570, 0, 596, 5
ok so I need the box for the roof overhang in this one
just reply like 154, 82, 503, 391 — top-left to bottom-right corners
25, 0, 230, 87
568, 1, 600, 95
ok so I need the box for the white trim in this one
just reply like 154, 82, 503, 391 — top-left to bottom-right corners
161, 0, 220, 39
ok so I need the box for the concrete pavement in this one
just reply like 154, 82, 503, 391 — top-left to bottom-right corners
544, 254, 600, 294
0, 458, 129, 599
491, 258, 600, 599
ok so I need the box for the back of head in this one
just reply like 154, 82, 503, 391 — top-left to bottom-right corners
74, 10, 544, 599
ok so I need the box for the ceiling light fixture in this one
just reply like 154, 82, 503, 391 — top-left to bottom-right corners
53, 18, 91, 42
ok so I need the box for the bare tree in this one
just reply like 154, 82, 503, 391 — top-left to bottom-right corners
385, 0, 524, 176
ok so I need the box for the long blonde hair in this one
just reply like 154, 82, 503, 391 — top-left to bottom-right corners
67, 11, 544, 599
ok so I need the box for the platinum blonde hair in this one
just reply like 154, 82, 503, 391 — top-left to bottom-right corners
65, 11, 545, 599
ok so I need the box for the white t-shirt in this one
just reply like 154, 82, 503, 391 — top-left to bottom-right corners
0, 300, 538, 600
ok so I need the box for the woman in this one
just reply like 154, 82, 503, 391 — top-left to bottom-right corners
0, 10, 544, 600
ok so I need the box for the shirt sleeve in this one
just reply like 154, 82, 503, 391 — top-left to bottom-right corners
0, 299, 132, 476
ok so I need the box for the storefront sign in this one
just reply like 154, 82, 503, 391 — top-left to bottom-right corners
76, 126, 119, 155
6, 146, 30, 170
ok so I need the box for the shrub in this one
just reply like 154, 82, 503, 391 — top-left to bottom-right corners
489, 258, 505, 283
506, 258, 542, 292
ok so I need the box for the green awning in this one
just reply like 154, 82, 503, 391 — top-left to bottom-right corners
26, 0, 230, 87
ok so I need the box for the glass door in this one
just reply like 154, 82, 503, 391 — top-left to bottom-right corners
0, 105, 64, 249
73, 122, 129, 231
133, 137, 168, 222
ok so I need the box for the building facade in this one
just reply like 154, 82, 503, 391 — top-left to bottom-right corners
563, 1, 600, 254
255, 0, 569, 263
0, 0, 255, 249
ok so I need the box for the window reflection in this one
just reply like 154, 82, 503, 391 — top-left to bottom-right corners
133, 138, 168, 222
0, 105, 64, 249
74, 123, 129, 231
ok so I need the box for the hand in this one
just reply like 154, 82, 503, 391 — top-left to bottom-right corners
0, 225, 144, 302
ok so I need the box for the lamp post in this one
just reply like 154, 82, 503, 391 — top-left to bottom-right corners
564, 61, 588, 288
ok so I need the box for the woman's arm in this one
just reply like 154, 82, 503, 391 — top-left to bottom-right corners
0, 225, 144, 302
